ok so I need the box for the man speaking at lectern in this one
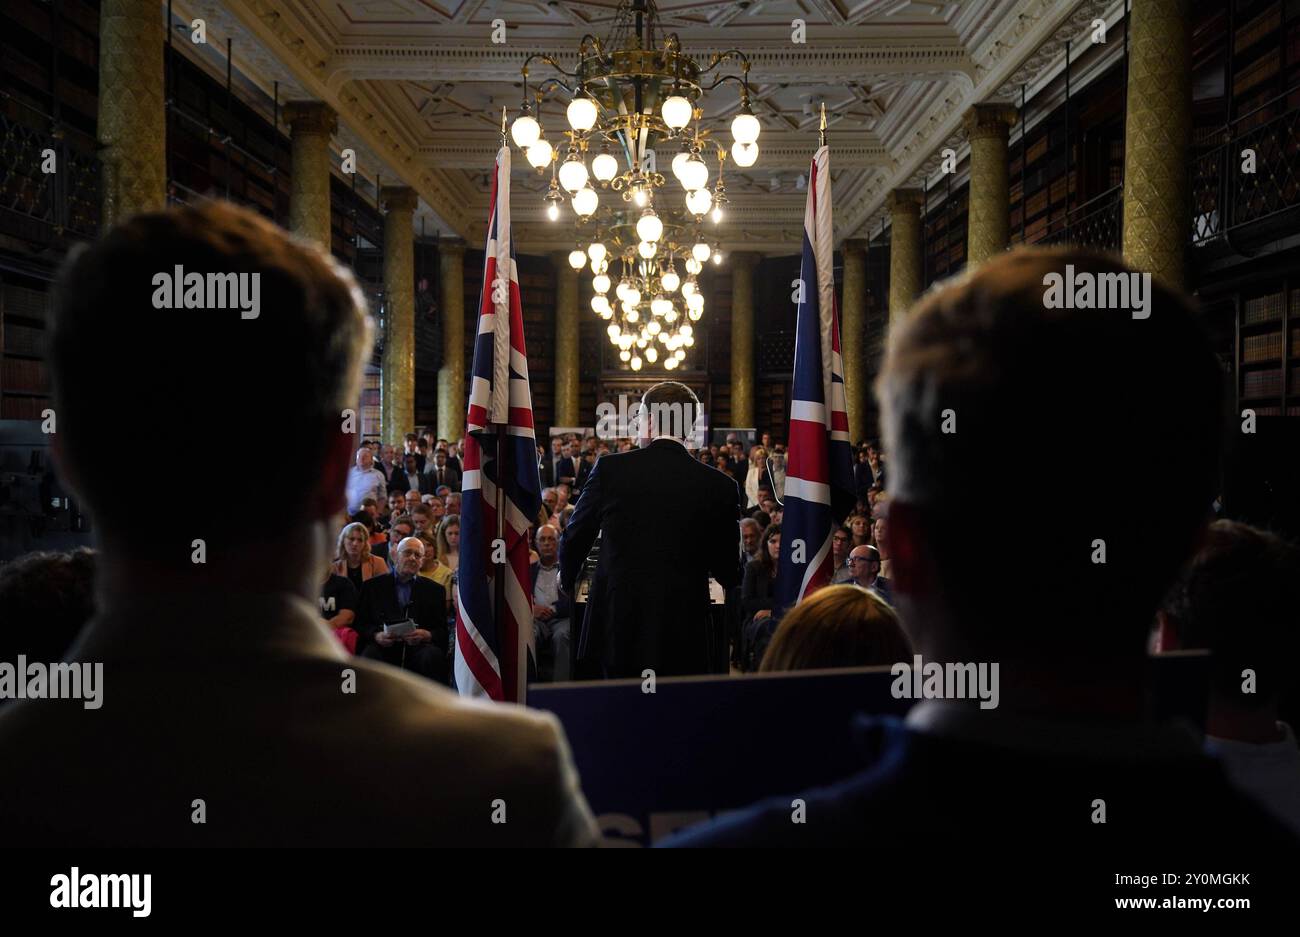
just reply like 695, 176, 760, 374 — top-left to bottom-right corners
561, 381, 741, 678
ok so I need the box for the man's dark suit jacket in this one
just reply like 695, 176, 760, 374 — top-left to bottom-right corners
560, 438, 741, 678
426, 463, 462, 491
355, 573, 447, 655
662, 714, 1300, 862
554, 455, 578, 487
392, 469, 431, 495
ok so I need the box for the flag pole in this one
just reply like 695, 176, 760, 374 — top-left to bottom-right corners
494, 105, 513, 701
819, 101, 827, 147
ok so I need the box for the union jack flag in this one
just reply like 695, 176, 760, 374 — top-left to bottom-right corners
774, 145, 856, 609
455, 144, 542, 703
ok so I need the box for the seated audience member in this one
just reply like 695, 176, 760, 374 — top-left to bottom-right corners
555, 483, 572, 512
665, 248, 1296, 856
376, 444, 401, 490
744, 446, 773, 509
830, 527, 854, 584
558, 504, 575, 532
409, 503, 436, 537
332, 521, 388, 592
759, 584, 911, 672
872, 513, 891, 579
848, 513, 871, 548
357, 537, 448, 683
445, 492, 462, 517
739, 518, 763, 567
750, 509, 771, 532
320, 566, 359, 654
769, 445, 787, 501
532, 524, 572, 682
1158, 520, 1300, 834
848, 544, 891, 605
384, 516, 415, 571
402, 432, 425, 472
415, 532, 453, 614
740, 523, 781, 671
0, 548, 97, 668
436, 515, 460, 576
401, 489, 423, 516
541, 487, 559, 518
0, 202, 595, 846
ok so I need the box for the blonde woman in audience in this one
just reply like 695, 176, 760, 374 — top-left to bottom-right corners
743, 446, 769, 509
332, 521, 388, 593
759, 584, 911, 673
848, 513, 872, 548
416, 531, 453, 617
436, 515, 460, 575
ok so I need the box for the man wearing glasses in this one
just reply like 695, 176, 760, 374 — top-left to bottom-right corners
848, 544, 890, 604
831, 527, 854, 584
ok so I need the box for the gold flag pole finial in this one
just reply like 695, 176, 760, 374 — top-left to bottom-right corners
500, 106, 508, 144
819, 102, 827, 147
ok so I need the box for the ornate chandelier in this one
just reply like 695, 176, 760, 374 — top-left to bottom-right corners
508, 0, 758, 370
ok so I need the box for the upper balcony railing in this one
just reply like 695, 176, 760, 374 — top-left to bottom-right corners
1038, 185, 1124, 254
0, 96, 101, 245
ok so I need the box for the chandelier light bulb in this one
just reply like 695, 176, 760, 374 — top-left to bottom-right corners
688, 305, 703, 321
712, 205, 724, 224
661, 95, 693, 130
591, 295, 610, 314
685, 257, 703, 275
688, 291, 705, 311
567, 94, 598, 133
638, 334, 648, 346
648, 319, 662, 334
731, 110, 761, 146
593, 273, 611, 294
636, 209, 664, 244
591, 257, 608, 275
675, 348, 687, 361
547, 201, 560, 221
511, 113, 541, 148
680, 324, 693, 338
651, 296, 672, 317
625, 286, 642, 306
685, 188, 713, 217
633, 187, 648, 207
526, 138, 553, 169
620, 349, 631, 362
626, 307, 640, 322
684, 334, 695, 347
587, 241, 607, 263
608, 323, 621, 340
592, 151, 619, 182
712, 247, 723, 264
671, 151, 692, 183
731, 140, 759, 168
664, 307, 678, 322
646, 346, 658, 363
692, 242, 711, 263
681, 155, 709, 191
638, 240, 657, 259
572, 185, 599, 217
665, 356, 678, 369
682, 278, 697, 298
558, 156, 589, 193
568, 249, 587, 270
631, 355, 643, 370
661, 268, 680, 292
615, 278, 631, 301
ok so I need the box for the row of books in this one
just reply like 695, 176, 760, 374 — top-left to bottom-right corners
2, 282, 49, 322
1242, 368, 1283, 398
0, 394, 50, 419
2, 323, 46, 357
0, 357, 48, 391
1242, 331, 1284, 362
1242, 291, 1286, 324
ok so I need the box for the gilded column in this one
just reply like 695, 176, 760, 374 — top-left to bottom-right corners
1121, 0, 1191, 289
380, 186, 417, 447
282, 101, 337, 249
964, 104, 1019, 266
888, 189, 926, 324
437, 241, 467, 442
730, 251, 757, 428
98, 0, 166, 226
841, 238, 869, 445
551, 252, 581, 428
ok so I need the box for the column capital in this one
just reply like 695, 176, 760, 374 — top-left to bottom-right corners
888, 188, 926, 214
842, 238, 869, 256
380, 185, 418, 214
963, 104, 1019, 141
282, 101, 338, 136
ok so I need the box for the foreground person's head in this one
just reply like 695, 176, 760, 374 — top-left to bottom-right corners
51, 202, 371, 589
876, 249, 1222, 672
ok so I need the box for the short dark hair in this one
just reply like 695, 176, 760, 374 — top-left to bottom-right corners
877, 248, 1223, 657
1162, 520, 1300, 707
0, 548, 97, 662
51, 202, 369, 553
